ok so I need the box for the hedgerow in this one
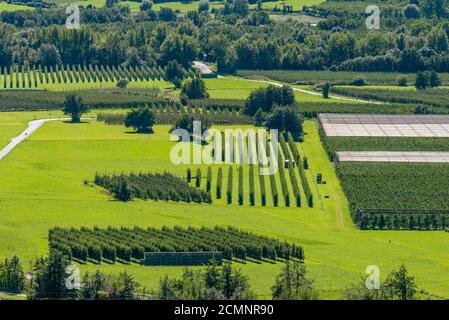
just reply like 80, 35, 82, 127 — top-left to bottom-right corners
94, 172, 211, 204
355, 210, 449, 230
238, 166, 244, 206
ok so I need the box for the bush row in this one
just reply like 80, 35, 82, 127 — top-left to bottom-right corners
94, 171, 211, 204
49, 226, 305, 264
238, 166, 244, 206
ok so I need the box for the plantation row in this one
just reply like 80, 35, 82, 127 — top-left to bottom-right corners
321, 136, 449, 161
94, 172, 211, 203
0, 64, 166, 89
330, 87, 449, 108
355, 210, 449, 230
237, 70, 449, 86
185, 133, 313, 208
49, 226, 305, 264
336, 162, 449, 229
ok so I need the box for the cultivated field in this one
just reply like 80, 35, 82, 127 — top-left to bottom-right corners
1, 113, 449, 297
336, 162, 449, 212
0, 64, 171, 91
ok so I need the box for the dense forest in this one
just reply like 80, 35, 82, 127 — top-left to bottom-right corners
0, 0, 448, 72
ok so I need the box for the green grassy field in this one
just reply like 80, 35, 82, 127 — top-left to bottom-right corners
205, 77, 350, 103
0, 1, 34, 11
1, 112, 449, 298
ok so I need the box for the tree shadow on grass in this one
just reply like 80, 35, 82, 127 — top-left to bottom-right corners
62, 120, 91, 124
125, 128, 154, 134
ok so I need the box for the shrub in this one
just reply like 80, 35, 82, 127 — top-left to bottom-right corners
238, 166, 244, 206
116, 78, 129, 88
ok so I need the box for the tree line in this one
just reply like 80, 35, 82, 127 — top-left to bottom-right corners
1, 0, 448, 73
1, 252, 421, 300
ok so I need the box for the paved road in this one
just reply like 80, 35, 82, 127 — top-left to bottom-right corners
0, 118, 94, 161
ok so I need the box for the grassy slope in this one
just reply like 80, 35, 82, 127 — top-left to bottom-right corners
1, 116, 449, 298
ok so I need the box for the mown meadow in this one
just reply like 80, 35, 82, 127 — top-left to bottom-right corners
1, 114, 449, 298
